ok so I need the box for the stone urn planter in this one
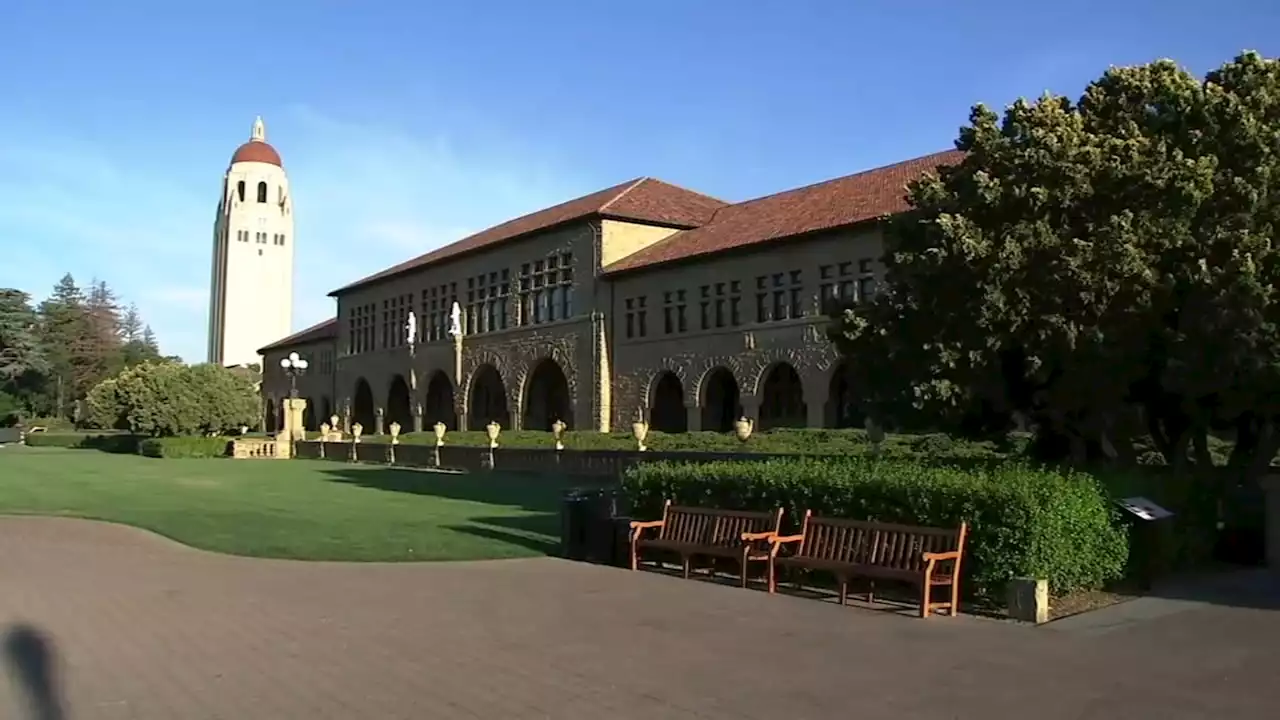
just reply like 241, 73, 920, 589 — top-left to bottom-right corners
486, 421, 501, 449
433, 421, 447, 447
734, 417, 753, 443
551, 419, 567, 451
632, 420, 649, 452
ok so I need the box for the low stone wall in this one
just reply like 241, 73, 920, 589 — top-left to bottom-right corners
292, 440, 813, 479
231, 437, 286, 459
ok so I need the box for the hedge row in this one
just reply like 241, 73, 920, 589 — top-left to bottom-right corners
387, 428, 1022, 458
621, 458, 1129, 599
137, 437, 232, 459
24, 432, 140, 454
26, 432, 231, 459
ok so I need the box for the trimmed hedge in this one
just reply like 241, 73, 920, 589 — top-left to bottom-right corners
138, 437, 232, 459
25, 432, 140, 454
388, 428, 1019, 458
621, 458, 1129, 599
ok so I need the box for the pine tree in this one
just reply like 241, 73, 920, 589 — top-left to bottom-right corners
142, 325, 159, 352
119, 303, 144, 343
37, 274, 87, 418
81, 278, 125, 386
0, 289, 45, 384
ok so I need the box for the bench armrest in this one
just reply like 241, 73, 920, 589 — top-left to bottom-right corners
769, 534, 805, 545
629, 519, 664, 530
741, 531, 777, 542
922, 550, 961, 562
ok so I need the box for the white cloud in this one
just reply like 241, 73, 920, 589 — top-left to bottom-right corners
0, 105, 587, 362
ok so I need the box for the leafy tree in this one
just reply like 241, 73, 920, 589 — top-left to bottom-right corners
832, 51, 1280, 484
86, 361, 258, 437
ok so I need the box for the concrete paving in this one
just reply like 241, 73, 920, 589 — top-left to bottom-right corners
1, 516, 1279, 719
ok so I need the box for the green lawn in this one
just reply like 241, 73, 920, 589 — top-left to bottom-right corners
0, 447, 577, 561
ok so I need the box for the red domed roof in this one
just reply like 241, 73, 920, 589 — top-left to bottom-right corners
230, 141, 281, 167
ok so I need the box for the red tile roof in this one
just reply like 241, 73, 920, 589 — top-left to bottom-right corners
603, 150, 964, 275
230, 140, 282, 167
329, 178, 727, 296
257, 318, 338, 354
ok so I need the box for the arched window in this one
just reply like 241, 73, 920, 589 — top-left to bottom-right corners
236, 181, 245, 202
256, 182, 268, 203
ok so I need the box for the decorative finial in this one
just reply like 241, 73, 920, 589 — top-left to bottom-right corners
250, 116, 266, 142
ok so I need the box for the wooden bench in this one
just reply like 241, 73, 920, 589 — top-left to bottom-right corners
768, 511, 968, 618
630, 501, 784, 588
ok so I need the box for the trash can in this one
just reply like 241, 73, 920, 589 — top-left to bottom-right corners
583, 487, 631, 567
560, 489, 592, 561
1116, 496, 1176, 591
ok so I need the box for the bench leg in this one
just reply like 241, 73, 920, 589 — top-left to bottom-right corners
919, 582, 931, 619
682, 556, 691, 579
949, 580, 961, 617
767, 559, 777, 594
838, 577, 848, 606
867, 581, 875, 605
629, 540, 639, 571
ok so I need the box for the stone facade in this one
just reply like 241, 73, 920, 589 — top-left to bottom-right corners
258, 153, 957, 435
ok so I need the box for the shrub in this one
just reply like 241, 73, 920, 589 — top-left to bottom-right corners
86, 360, 258, 437
25, 431, 139, 454
137, 436, 232, 459
621, 458, 1129, 599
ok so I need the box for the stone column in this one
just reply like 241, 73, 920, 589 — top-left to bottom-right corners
804, 386, 827, 429
280, 397, 308, 458
739, 395, 761, 425
412, 402, 424, 434
374, 407, 385, 435
685, 403, 701, 432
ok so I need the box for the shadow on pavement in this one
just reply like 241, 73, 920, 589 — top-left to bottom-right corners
4, 622, 66, 720
1146, 567, 1280, 611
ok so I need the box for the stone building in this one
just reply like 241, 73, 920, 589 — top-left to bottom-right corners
208, 117, 296, 368
258, 149, 962, 435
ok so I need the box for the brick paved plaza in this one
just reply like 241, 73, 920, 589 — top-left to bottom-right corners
2, 516, 1280, 719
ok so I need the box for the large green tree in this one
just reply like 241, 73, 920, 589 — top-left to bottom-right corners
832, 51, 1280, 481
86, 361, 258, 437
0, 289, 47, 423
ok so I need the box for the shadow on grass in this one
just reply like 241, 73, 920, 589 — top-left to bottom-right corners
318, 465, 580, 510
446, 515, 560, 556
320, 466, 581, 557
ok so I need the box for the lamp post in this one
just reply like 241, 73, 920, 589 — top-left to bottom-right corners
280, 352, 309, 398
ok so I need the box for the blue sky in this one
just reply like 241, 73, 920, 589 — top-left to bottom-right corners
1, 0, 1276, 362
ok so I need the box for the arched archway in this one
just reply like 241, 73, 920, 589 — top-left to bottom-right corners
523, 359, 573, 431
320, 396, 333, 427
424, 371, 457, 430
759, 363, 806, 429
387, 375, 412, 432
649, 372, 687, 433
825, 362, 862, 429
353, 378, 376, 430
468, 365, 510, 430
700, 367, 740, 432
303, 398, 316, 431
